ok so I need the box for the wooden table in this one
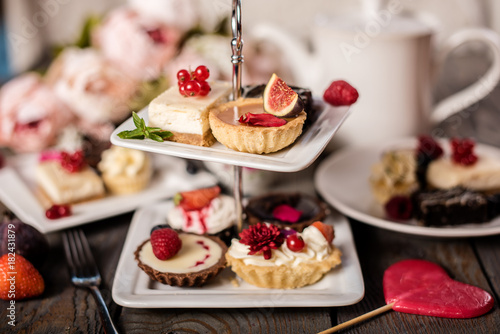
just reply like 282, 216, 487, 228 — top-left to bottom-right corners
1, 169, 499, 334
2, 47, 500, 334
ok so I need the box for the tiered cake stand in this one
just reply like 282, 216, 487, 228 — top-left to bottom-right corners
110, 0, 352, 231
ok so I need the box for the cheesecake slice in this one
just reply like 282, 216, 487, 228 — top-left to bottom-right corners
36, 161, 105, 205
148, 81, 232, 146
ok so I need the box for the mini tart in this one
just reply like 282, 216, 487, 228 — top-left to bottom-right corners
98, 147, 153, 195
209, 98, 306, 154
134, 233, 227, 287
225, 245, 342, 289
245, 193, 327, 232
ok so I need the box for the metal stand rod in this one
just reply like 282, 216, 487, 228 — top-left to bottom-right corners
231, 0, 244, 231
233, 165, 243, 232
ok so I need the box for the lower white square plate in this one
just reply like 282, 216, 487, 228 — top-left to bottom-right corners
0, 154, 217, 233
112, 201, 365, 308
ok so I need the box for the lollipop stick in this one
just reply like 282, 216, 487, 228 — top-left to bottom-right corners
318, 303, 394, 334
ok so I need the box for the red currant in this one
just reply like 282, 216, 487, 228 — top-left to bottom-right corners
57, 204, 72, 217
179, 82, 188, 96
45, 206, 59, 219
286, 234, 305, 252
177, 69, 190, 83
184, 80, 201, 96
193, 65, 210, 81
198, 81, 211, 96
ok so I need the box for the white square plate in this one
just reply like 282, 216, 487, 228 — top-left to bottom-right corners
0, 154, 217, 233
112, 201, 364, 308
110, 101, 351, 173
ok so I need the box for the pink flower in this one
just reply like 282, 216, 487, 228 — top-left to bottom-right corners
47, 47, 138, 124
0, 73, 74, 153
93, 7, 182, 81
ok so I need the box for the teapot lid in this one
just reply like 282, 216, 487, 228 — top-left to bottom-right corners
316, 14, 432, 39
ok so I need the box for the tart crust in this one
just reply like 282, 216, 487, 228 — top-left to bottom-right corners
225, 246, 342, 289
134, 234, 228, 287
209, 98, 306, 154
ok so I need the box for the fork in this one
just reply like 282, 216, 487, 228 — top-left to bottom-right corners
62, 228, 119, 334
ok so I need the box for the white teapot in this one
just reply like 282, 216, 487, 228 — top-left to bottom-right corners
249, 14, 500, 146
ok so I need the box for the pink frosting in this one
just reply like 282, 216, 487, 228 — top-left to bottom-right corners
0, 73, 74, 153
93, 7, 181, 81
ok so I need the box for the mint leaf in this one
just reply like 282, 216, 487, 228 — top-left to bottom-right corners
132, 111, 143, 129
117, 128, 144, 139
148, 133, 163, 142
117, 112, 173, 142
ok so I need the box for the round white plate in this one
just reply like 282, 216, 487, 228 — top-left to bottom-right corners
314, 137, 500, 237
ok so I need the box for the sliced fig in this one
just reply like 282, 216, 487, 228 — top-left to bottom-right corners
263, 73, 304, 117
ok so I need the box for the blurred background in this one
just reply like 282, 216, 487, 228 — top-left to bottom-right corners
1, 0, 500, 154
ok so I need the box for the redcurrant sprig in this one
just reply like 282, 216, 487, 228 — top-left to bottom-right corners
177, 65, 211, 97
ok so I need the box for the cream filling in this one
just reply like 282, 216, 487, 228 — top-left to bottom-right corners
227, 225, 332, 268
427, 155, 500, 190
139, 234, 222, 274
36, 161, 105, 204
167, 195, 236, 234
98, 146, 148, 177
148, 81, 231, 134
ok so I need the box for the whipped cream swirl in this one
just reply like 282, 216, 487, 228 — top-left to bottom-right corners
98, 146, 149, 177
227, 225, 332, 267
167, 194, 236, 234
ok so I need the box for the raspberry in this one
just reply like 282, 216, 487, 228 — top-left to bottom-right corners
150, 228, 182, 260
451, 138, 478, 166
385, 196, 413, 220
323, 80, 359, 106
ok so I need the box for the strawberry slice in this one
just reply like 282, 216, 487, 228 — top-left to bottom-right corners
311, 221, 335, 243
174, 186, 221, 211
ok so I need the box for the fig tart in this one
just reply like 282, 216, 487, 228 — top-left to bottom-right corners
209, 98, 306, 154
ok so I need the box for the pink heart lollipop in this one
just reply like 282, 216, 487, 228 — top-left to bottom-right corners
383, 259, 494, 318
320, 259, 494, 334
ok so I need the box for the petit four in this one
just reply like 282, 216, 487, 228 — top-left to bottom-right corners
167, 186, 236, 245
135, 228, 227, 287
226, 222, 341, 289
98, 145, 152, 194
427, 156, 500, 191
209, 98, 306, 154
36, 151, 105, 205
412, 187, 490, 226
369, 149, 418, 204
370, 136, 500, 226
148, 81, 231, 146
